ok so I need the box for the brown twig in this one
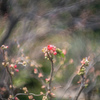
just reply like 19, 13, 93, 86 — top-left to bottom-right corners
5, 65, 14, 96
75, 75, 85, 100
46, 52, 54, 100
2, 49, 14, 98
48, 60, 54, 91
75, 86, 84, 100
14, 93, 42, 97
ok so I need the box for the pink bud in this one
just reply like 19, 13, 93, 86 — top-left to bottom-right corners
6, 46, 9, 48
50, 93, 55, 97
45, 78, 50, 82
15, 97, 19, 100
28, 95, 33, 99
44, 53, 47, 57
38, 73, 43, 78
50, 50, 53, 53
9, 64, 14, 68
52, 48, 56, 52
53, 52, 57, 55
14, 65, 17, 68
34, 68, 38, 74
15, 69, 19, 72
81, 60, 85, 65
41, 85, 46, 89
62, 49, 67, 55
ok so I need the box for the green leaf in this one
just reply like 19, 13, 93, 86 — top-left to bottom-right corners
61, 53, 65, 58
56, 48, 65, 58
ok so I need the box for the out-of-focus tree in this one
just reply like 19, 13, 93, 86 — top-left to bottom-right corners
0, 0, 100, 100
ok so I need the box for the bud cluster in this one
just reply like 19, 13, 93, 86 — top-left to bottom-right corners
8, 95, 19, 100
42, 45, 57, 59
78, 57, 89, 76
9, 64, 19, 75
50, 92, 55, 98
47, 91, 55, 98
23, 87, 28, 94
33, 67, 44, 79
28, 95, 33, 99
1, 45, 8, 50
2, 61, 9, 67
45, 78, 50, 82
34, 68, 38, 74
77, 67, 86, 75
22, 61, 27, 66
81, 57, 89, 66
42, 45, 64, 60
42, 96, 48, 100
38, 73, 43, 78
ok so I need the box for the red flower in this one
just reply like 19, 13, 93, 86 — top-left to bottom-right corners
47, 45, 53, 50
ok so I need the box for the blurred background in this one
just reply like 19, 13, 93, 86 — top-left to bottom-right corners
0, 0, 100, 100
